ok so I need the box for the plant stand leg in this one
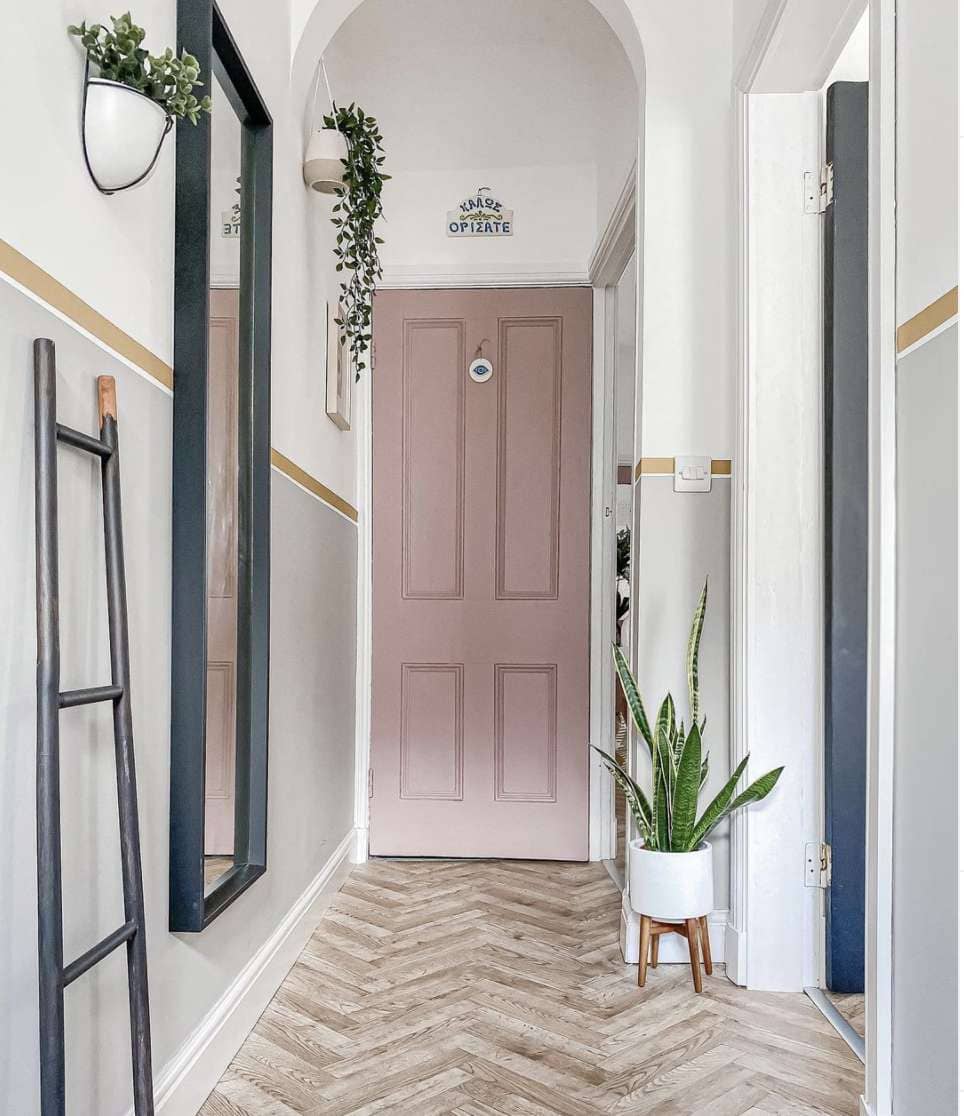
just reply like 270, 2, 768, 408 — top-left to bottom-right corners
651, 933, 659, 969
699, 916, 713, 975
638, 916, 651, 988
685, 919, 703, 992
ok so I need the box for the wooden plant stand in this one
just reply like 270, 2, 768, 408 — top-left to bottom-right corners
637, 915, 712, 992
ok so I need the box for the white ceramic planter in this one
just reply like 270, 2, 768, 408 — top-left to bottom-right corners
628, 840, 713, 921
83, 79, 171, 194
303, 127, 349, 193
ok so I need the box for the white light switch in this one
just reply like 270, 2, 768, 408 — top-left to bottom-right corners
674, 455, 712, 493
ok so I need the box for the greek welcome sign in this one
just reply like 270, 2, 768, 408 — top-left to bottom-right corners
447, 188, 513, 237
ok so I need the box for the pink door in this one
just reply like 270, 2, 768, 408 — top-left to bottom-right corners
371, 288, 592, 859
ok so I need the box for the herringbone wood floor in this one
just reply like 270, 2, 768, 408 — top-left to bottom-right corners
199, 860, 863, 1115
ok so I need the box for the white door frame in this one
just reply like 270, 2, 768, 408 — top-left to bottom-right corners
588, 167, 637, 866
732, 2, 896, 1113
355, 209, 638, 865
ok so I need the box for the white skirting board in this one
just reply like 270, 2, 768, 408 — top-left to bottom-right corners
619, 889, 728, 965
141, 830, 354, 1116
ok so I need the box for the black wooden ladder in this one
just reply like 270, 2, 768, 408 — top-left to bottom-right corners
33, 339, 154, 1115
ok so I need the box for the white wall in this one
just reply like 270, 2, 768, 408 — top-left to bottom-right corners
0, 1, 361, 1111
1, 0, 358, 508
323, 0, 638, 284
896, 0, 958, 322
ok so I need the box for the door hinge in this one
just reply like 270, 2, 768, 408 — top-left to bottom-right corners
804, 163, 834, 214
368, 768, 374, 799
805, 841, 831, 888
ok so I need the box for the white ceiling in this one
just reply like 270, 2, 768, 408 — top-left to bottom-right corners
322, 0, 637, 174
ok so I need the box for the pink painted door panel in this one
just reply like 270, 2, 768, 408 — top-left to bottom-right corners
371, 288, 592, 859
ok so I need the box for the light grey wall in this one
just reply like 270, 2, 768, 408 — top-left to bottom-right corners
633, 476, 731, 909
0, 282, 357, 1114
892, 323, 957, 1113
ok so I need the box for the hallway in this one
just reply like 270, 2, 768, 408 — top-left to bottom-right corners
200, 861, 863, 1115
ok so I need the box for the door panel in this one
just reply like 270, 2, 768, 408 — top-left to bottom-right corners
372, 287, 592, 859
823, 81, 868, 993
403, 320, 465, 599
496, 318, 562, 599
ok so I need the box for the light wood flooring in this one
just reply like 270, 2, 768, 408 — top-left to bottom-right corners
200, 860, 864, 1115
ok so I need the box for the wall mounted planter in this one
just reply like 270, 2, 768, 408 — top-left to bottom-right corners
83, 77, 172, 194
303, 126, 348, 193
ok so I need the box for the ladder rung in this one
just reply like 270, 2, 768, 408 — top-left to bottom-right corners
56, 422, 111, 459
59, 685, 123, 709
63, 920, 137, 986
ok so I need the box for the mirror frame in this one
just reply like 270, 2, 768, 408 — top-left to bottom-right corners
170, 0, 272, 932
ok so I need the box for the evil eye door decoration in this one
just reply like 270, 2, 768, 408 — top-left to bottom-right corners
469, 357, 493, 383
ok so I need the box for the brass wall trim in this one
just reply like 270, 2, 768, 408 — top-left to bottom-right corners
1, 239, 360, 526
634, 457, 732, 480
0, 238, 174, 390
896, 286, 958, 354
271, 449, 359, 522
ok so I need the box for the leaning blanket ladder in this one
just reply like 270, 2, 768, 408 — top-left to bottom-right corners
33, 339, 154, 1115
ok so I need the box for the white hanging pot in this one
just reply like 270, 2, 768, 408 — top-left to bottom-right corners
303, 126, 348, 194
83, 76, 172, 195
628, 840, 714, 921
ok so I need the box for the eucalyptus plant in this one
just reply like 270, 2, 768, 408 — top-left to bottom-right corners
68, 12, 212, 123
324, 103, 389, 377
595, 579, 783, 852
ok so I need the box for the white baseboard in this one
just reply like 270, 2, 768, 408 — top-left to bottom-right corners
724, 922, 747, 986
145, 830, 354, 1116
618, 890, 728, 965
350, 825, 368, 864
859, 1097, 875, 1116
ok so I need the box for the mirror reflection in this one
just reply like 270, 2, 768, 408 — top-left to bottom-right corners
204, 69, 243, 896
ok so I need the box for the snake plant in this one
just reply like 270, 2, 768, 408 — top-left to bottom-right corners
595, 579, 783, 852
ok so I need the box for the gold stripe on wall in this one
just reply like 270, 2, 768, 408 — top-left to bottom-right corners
896, 287, 958, 353
271, 450, 359, 522
634, 457, 732, 480
0, 238, 174, 390
0, 239, 360, 525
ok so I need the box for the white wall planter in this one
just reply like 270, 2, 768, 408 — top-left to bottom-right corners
628, 840, 714, 920
83, 78, 172, 195
303, 127, 348, 194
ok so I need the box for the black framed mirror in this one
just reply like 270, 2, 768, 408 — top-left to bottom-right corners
170, 0, 272, 932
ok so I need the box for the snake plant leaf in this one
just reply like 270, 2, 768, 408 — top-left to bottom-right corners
655, 724, 676, 812
686, 578, 708, 725
700, 755, 709, 790
591, 746, 652, 835
691, 764, 785, 848
726, 766, 784, 813
656, 694, 676, 755
673, 718, 686, 760
670, 722, 703, 851
653, 747, 669, 850
613, 644, 653, 756
688, 754, 750, 850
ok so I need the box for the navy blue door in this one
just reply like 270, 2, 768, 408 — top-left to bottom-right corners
823, 81, 869, 993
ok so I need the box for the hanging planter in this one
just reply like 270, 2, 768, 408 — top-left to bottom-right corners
68, 12, 212, 196
325, 102, 389, 377
303, 59, 389, 376
303, 125, 349, 194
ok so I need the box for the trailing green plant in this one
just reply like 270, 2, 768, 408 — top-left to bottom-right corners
323, 103, 389, 377
594, 579, 783, 852
68, 12, 212, 123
